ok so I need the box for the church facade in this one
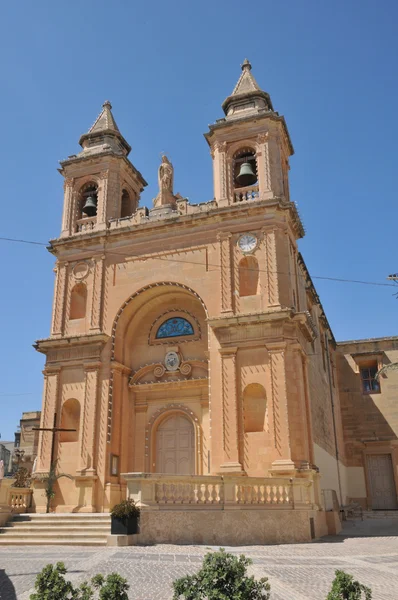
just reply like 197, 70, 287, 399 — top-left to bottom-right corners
31, 61, 398, 542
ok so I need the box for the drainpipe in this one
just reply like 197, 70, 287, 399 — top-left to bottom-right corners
325, 333, 344, 506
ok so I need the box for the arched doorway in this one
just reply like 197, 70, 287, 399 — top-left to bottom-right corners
156, 414, 195, 474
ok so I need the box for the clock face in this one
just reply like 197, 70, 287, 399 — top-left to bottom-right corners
238, 234, 257, 253
165, 351, 180, 372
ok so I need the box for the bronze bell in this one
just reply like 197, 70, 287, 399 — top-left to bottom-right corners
236, 161, 257, 187
82, 195, 97, 217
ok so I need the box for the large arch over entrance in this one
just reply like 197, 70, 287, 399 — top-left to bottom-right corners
108, 282, 209, 477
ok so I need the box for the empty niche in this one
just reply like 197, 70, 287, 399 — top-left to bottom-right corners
239, 256, 259, 296
69, 283, 87, 320
243, 383, 267, 433
59, 399, 80, 442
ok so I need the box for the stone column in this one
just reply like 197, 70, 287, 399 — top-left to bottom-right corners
256, 133, 273, 200
212, 141, 228, 206
217, 232, 234, 315
78, 362, 100, 474
51, 262, 68, 337
61, 178, 74, 237
267, 343, 295, 472
262, 228, 280, 308
219, 347, 243, 473
36, 366, 61, 472
90, 255, 105, 332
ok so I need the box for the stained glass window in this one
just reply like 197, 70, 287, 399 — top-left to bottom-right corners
156, 317, 194, 339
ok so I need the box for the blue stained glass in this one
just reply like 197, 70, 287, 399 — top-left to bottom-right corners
156, 317, 194, 339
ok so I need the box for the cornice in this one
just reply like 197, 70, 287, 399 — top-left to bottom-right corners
34, 332, 110, 354
204, 111, 294, 156
48, 197, 304, 256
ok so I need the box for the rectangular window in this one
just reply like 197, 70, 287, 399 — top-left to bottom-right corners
360, 364, 380, 394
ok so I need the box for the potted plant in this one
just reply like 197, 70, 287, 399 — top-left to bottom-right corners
110, 498, 140, 535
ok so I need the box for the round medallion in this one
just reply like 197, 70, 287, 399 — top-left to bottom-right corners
237, 233, 258, 253
165, 351, 180, 372
72, 261, 90, 281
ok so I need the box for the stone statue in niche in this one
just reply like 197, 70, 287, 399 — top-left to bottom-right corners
153, 155, 176, 209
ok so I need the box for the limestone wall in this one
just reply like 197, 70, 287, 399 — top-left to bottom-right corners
137, 508, 326, 545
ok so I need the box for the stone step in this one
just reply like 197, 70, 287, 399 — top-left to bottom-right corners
362, 511, 398, 519
13, 513, 111, 520
0, 513, 112, 546
0, 538, 107, 546
0, 530, 107, 538
0, 525, 110, 533
3, 518, 109, 525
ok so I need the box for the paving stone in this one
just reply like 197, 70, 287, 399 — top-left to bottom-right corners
1, 530, 398, 600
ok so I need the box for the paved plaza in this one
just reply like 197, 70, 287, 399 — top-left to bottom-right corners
1, 520, 398, 600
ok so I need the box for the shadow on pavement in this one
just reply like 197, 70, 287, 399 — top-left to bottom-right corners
0, 569, 17, 600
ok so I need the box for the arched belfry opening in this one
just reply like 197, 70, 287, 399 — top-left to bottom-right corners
233, 148, 258, 202
76, 182, 98, 231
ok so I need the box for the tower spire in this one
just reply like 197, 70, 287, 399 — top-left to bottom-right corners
222, 59, 274, 118
78, 100, 131, 157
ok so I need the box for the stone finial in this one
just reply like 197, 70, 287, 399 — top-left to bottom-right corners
103, 100, 112, 109
242, 58, 252, 71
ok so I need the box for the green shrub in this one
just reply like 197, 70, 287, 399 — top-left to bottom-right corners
110, 498, 140, 520
29, 562, 129, 600
172, 547, 270, 599
327, 570, 372, 600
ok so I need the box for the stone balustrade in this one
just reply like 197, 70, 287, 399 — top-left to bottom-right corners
122, 473, 315, 511
234, 186, 259, 202
7, 487, 33, 513
76, 216, 97, 233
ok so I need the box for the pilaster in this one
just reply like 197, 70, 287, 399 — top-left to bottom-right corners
217, 232, 234, 315
61, 178, 74, 237
219, 347, 243, 474
51, 262, 68, 337
90, 255, 105, 332
262, 228, 280, 308
96, 170, 109, 229
267, 343, 292, 465
212, 141, 228, 206
36, 366, 61, 473
256, 133, 273, 200
78, 362, 100, 474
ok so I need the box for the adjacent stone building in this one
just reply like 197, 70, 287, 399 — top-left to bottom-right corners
30, 61, 398, 540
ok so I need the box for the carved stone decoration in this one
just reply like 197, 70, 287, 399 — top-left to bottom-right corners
72, 261, 90, 281
153, 365, 166, 378
129, 359, 208, 386
165, 351, 180, 372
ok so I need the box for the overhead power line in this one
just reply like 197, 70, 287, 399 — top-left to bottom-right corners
0, 235, 396, 289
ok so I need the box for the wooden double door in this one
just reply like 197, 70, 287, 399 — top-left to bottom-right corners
156, 414, 195, 475
367, 454, 398, 510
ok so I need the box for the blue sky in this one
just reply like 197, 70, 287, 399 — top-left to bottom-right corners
0, 0, 397, 440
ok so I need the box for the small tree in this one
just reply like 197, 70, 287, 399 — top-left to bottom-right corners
173, 548, 270, 599
327, 570, 372, 600
30, 562, 129, 600
30, 563, 75, 600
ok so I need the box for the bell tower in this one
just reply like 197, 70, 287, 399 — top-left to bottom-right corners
205, 59, 293, 206
59, 101, 147, 238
